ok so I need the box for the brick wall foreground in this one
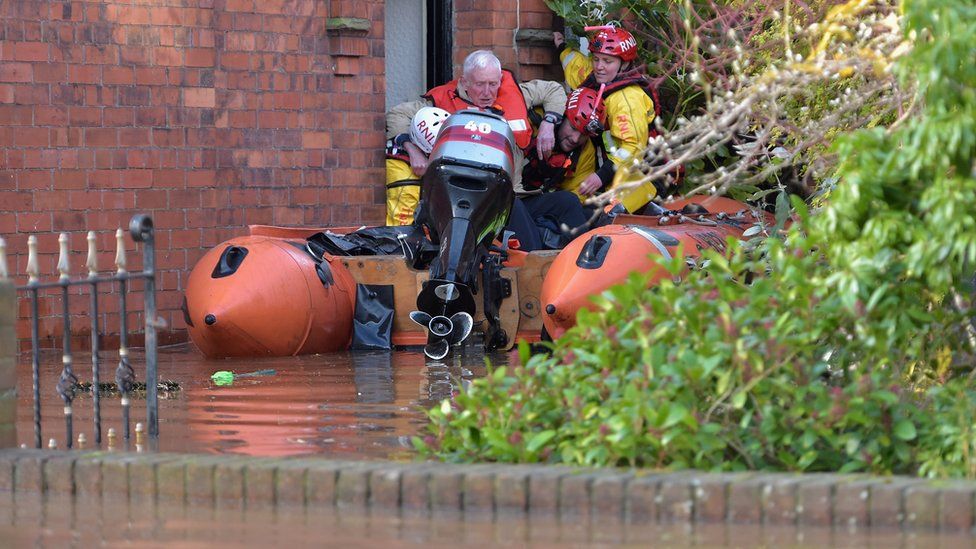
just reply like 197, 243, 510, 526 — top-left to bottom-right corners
2, 448, 976, 534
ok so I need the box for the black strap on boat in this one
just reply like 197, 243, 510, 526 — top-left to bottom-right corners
350, 284, 395, 351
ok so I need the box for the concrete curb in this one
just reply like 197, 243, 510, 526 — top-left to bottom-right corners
2, 448, 974, 533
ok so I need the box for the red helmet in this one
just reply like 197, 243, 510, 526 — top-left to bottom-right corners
587, 26, 638, 63
565, 86, 607, 136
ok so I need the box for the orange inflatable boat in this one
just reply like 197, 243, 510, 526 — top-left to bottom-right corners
183, 194, 772, 359
182, 224, 558, 358
540, 195, 775, 339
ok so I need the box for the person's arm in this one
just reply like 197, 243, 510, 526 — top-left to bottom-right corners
403, 141, 429, 176
519, 80, 567, 160
557, 46, 593, 89
386, 99, 431, 139
519, 79, 567, 117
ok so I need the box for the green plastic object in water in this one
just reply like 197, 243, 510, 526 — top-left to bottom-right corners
210, 369, 276, 387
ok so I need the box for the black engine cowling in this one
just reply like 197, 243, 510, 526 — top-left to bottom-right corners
415, 110, 517, 320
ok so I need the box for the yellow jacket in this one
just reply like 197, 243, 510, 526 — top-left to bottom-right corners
559, 48, 659, 212
560, 140, 597, 198
385, 157, 420, 226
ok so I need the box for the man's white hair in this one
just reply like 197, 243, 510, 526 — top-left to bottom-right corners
462, 50, 501, 78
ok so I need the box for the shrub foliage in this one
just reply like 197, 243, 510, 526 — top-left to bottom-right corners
417, 0, 976, 477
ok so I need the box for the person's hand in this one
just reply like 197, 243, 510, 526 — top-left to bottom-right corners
578, 173, 602, 196
553, 32, 564, 48
536, 121, 556, 160
405, 142, 428, 176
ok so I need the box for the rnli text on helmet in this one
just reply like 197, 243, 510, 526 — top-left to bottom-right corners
417, 120, 436, 145
618, 36, 637, 53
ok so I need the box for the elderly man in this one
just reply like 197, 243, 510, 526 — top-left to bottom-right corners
386, 50, 567, 194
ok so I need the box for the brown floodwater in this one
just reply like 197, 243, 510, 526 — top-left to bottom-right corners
9, 344, 976, 546
15, 343, 501, 458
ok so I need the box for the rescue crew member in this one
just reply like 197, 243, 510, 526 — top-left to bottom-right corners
555, 26, 662, 213
385, 107, 450, 225
519, 86, 609, 248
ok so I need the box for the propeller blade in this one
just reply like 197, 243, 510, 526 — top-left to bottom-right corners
409, 310, 433, 328
424, 338, 450, 360
447, 312, 473, 345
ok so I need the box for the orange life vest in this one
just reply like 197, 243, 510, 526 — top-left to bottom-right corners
424, 70, 532, 150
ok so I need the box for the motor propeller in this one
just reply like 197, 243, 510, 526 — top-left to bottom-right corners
409, 309, 474, 360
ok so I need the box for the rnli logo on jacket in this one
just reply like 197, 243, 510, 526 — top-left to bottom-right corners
615, 114, 631, 138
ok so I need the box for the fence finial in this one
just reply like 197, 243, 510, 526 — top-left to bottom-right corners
0, 236, 7, 280
87, 231, 98, 278
57, 233, 70, 281
27, 235, 38, 283
115, 228, 126, 273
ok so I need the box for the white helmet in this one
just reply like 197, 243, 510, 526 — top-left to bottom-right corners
410, 107, 451, 154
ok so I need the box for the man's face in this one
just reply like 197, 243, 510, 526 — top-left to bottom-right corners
461, 67, 502, 108
557, 120, 586, 152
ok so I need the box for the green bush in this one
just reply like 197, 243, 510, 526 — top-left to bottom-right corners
418, 233, 975, 475
417, 0, 976, 477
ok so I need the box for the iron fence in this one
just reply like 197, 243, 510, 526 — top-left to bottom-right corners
1, 214, 159, 450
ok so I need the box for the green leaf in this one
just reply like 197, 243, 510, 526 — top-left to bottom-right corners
663, 404, 688, 428
715, 370, 732, 395
893, 420, 917, 441
526, 430, 557, 452
775, 190, 791, 230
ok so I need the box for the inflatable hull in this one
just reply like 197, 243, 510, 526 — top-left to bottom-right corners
184, 233, 357, 358
184, 226, 555, 358
540, 196, 773, 339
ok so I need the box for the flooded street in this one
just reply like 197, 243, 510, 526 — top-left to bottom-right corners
15, 343, 505, 458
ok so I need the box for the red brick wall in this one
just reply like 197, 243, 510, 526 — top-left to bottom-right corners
454, 0, 562, 82
0, 0, 386, 348
0, 0, 561, 350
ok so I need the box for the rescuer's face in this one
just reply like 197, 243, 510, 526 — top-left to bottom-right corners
591, 52, 623, 84
557, 120, 585, 152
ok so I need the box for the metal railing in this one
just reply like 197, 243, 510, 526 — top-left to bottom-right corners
1, 215, 158, 450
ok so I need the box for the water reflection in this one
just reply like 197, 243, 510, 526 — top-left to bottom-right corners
352, 350, 396, 404
15, 343, 502, 459
1, 491, 970, 548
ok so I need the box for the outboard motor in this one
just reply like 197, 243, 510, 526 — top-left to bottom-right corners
411, 110, 517, 359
